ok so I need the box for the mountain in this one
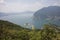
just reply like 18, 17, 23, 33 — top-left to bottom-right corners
9, 11, 34, 15
0, 11, 34, 17
33, 6, 60, 28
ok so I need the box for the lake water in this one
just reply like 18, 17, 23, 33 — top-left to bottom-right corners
0, 13, 34, 28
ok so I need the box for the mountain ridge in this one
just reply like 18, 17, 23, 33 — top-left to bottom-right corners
33, 6, 60, 28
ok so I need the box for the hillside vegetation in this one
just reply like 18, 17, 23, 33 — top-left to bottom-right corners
0, 20, 60, 40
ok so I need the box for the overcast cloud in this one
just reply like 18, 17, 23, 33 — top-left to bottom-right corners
0, 0, 60, 13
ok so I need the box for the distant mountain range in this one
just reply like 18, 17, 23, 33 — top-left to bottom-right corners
0, 11, 34, 17
33, 6, 60, 28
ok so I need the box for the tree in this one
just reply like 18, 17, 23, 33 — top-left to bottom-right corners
40, 24, 57, 40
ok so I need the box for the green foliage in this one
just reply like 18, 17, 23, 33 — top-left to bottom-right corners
40, 24, 57, 40
0, 20, 60, 40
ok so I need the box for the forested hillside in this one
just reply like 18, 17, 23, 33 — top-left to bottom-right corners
0, 20, 60, 40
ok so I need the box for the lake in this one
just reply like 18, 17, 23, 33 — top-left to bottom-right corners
0, 13, 34, 28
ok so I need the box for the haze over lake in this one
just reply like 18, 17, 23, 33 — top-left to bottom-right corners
0, 13, 34, 27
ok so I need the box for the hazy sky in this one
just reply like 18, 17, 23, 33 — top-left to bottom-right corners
0, 0, 60, 13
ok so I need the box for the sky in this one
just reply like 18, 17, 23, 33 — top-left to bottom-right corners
0, 0, 60, 13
